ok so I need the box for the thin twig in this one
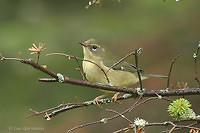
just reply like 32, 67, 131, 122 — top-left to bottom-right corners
106, 109, 133, 124
114, 120, 200, 133
128, 95, 143, 112
37, 52, 40, 64
74, 56, 86, 80
106, 109, 135, 133
164, 122, 199, 133
194, 42, 200, 87
85, 0, 99, 9
167, 54, 183, 89
133, 48, 143, 91
38, 78, 57, 82
106, 51, 138, 74
26, 103, 67, 118
67, 96, 141, 133
148, 121, 200, 132
75, 96, 80, 104
26, 95, 130, 119
46, 53, 110, 84
113, 125, 135, 133
0, 53, 21, 62
67, 96, 174, 132
67, 120, 102, 133
169, 124, 176, 133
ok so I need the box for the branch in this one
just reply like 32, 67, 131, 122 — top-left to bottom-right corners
67, 96, 199, 133
26, 94, 132, 119
1, 54, 200, 97
1, 52, 199, 132
113, 120, 200, 133
149, 121, 200, 133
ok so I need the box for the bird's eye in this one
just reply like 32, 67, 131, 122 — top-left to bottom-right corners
92, 45, 98, 51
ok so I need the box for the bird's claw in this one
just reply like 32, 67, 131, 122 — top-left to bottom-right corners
93, 93, 110, 107
111, 92, 120, 102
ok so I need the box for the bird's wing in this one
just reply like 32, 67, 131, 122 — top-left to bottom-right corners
103, 60, 144, 73
104, 61, 167, 78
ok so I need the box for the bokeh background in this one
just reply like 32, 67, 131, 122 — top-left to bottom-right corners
0, 0, 200, 133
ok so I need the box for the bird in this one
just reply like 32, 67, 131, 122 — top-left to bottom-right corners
79, 39, 167, 104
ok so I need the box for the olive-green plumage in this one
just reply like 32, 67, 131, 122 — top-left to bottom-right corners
80, 39, 167, 88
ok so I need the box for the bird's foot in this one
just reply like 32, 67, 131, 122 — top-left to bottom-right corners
111, 92, 120, 102
93, 93, 110, 107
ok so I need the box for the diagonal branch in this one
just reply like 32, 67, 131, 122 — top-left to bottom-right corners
26, 94, 132, 119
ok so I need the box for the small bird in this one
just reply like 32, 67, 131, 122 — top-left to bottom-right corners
79, 39, 167, 103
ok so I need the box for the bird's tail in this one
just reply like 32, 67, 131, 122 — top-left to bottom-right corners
142, 73, 168, 78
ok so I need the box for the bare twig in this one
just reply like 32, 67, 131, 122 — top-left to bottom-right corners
106, 109, 133, 124
85, 0, 99, 9
148, 121, 200, 133
113, 126, 134, 133
114, 120, 200, 133
38, 78, 57, 82
74, 57, 86, 80
85, 0, 121, 9
67, 96, 174, 132
133, 48, 143, 90
193, 42, 200, 87
105, 109, 135, 133
167, 122, 200, 132
26, 103, 67, 118
46, 53, 110, 84
26, 95, 131, 119
128, 96, 172, 113
67, 119, 102, 133
106, 50, 138, 74
167, 54, 183, 89
75, 96, 80, 104
67, 96, 141, 133
0, 52, 21, 62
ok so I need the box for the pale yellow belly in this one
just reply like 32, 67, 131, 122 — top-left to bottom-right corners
83, 61, 144, 87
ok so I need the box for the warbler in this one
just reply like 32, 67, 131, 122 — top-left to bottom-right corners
79, 39, 167, 103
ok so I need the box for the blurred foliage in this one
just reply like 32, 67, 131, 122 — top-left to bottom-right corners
0, 0, 200, 133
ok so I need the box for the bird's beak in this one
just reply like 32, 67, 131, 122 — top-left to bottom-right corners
79, 41, 87, 47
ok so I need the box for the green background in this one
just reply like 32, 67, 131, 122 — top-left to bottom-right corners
0, 0, 200, 132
